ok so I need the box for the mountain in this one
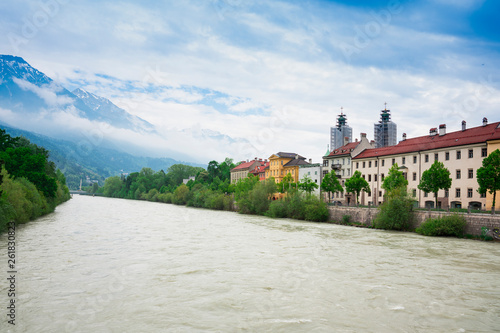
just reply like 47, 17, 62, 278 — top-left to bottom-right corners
0, 55, 154, 133
0, 124, 205, 190
72, 88, 155, 133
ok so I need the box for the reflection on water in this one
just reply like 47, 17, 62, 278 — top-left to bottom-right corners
1, 195, 499, 332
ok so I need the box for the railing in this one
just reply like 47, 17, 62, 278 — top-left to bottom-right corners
331, 164, 341, 169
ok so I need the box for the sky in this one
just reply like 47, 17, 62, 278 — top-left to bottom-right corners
1, 0, 500, 164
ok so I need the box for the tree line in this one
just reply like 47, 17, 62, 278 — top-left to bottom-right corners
0, 129, 71, 232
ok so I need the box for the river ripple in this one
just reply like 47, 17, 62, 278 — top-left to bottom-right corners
1, 195, 499, 332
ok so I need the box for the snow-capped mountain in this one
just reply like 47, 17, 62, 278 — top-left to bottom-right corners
73, 88, 155, 133
0, 54, 154, 134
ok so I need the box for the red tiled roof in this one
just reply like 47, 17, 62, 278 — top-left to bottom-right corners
327, 141, 360, 157
231, 160, 259, 171
250, 162, 269, 175
354, 122, 500, 159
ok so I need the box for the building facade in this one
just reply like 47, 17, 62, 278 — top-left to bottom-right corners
266, 152, 309, 183
230, 159, 263, 184
374, 106, 397, 148
330, 112, 352, 150
352, 121, 500, 209
298, 163, 323, 196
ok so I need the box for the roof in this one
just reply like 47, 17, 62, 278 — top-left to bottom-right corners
327, 141, 360, 157
231, 160, 260, 171
354, 122, 500, 159
270, 152, 306, 160
249, 162, 269, 174
284, 159, 310, 167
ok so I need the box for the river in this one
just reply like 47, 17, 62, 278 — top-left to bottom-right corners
1, 195, 499, 332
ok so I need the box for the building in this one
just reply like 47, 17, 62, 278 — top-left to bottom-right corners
352, 119, 500, 209
266, 152, 309, 183
249, 161, 269, 181
322, 133, 374, 204
230, 159, 264, 183
374, 105, 397, 148
298, 163, 323, 196
330, 111, 352, 150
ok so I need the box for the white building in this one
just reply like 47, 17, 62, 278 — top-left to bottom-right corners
298, 163, 322, 196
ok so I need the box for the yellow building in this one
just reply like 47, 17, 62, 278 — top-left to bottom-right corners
266, 152, 309, 183
486, 138, 500, 211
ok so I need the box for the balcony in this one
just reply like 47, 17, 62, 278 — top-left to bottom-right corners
331, 164, 342, 170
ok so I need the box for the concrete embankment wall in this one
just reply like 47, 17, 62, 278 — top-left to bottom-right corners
328, 206, 500, 236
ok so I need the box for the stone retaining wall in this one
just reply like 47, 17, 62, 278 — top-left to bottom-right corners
328, 206, 500, 236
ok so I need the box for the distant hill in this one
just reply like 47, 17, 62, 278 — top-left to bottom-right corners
1, 125, 206, 190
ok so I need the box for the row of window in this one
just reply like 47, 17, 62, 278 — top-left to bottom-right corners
365, 188, 486, 199
267, 169, 296, 176
360, 168, 476, 183
323, 158, 350, 167
356, 148, 487, 169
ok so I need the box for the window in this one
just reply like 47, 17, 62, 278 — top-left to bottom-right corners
413, 172, 417, 181
347, 169, 350, 176
374, 174, 378, 182
342, 158, 345, 165
323, 170, 328, 176
308, 171, 310, 175
379, 191, 382, 197
368, 174, 372, 182
281, 160, 283, 165
323, 160, 328, 167
434, 153, 438, 161
413, 156, 417, 163
482, 148, 487, 157
412, 189, 416, 197
402, 157, 406, 165
356, 162, 359, 169
381, 173, 385, 181
480, 192, 486, 198
424, 192, 428, 197
392, 158, 395, 165
468, 149, 473, 158
456, 188, 461, 198
315, 171, 317, 175
445, 152, 449, 160
362, 174, 365, 179
342, 169, 345, 176
468, 169, 473, 179
342, 180, 345, 186
467, 188, 473, 198
375, 160, 378, 167
368, 191, 371, 197
425, 154, 429, 163
456, 169, 461, 179
456, 150, 461, 159
363, 161, 366, 168
445, 189, 449, 198
382, 160, 385, 167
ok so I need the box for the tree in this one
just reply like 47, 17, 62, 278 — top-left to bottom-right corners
345, 170, 370, 205
418, 161, 451, 209
298, 174, 319, 195
103, 176, 123, 197
0, 128, 19, 152
320, 171, 343, 203
382, 163, 408, 193
207, 160, 220, 183
277, 173, 295, 193
477, 149, 500, 214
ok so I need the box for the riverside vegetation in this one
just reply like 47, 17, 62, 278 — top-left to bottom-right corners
0, 129, 71, 233
100, 158, 329, 222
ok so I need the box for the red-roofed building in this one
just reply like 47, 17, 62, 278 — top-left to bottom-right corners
231, 158, 268, 183
249, 161, 270, 181
351, 120, 500, 209
322, 133, 374, 204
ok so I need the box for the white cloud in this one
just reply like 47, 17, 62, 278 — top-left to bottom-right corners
13, 78, 73, 106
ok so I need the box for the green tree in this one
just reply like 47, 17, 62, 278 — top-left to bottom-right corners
374, 187, 416, 231
0, 128, 19, 151
298, 174, 319, 195
345, 170, 370, 205
103, 176, 123, 197
277, 173, 295, 193
418, 161, 451, 209
207, 160, 220, 183
382, 163, 408, 192
321, 171, 343, 203
477, 149, 500, 214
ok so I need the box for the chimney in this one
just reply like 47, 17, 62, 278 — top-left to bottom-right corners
295, 154, 298, 159
309, 158, 312, 164
355, 138, 358, 142
360, 133, 366, 140
402, 133, 407, 141
343, 136, 349, 146
483, 117, 488, 126
429, 128, 437, 136
246, 159, 249, 163
462, 120, 466, 131
439, 124, 446, 136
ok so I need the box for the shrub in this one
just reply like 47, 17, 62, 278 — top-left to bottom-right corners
304, 197, 329, 222
146, 189, 159, 202
267, 200, 288, 218
222, 195, 233, 211
173, 184, 189, 205
416, 215, 467, 237
342, 215, 352, 225
286, 193, 306, 220
374, 187, 416, 231
158, 192, 173, 203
